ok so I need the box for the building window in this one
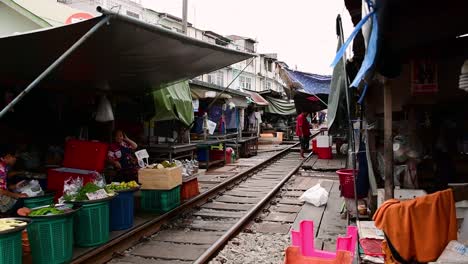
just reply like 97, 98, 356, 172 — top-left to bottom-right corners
266, 81, 272, 90
239, 76, 252, 90
216, 71, 224, 86
126, 10, 140, 19
207, 74, 215, 84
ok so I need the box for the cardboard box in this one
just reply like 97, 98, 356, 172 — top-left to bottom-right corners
138, 166, 182, 190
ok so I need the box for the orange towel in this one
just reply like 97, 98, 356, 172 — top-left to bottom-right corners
373, 189, 457, 263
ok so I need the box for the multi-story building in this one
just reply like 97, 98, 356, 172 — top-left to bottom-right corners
58, 0, 287, 94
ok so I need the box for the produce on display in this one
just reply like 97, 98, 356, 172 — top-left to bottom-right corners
106, 181, 139, 191
0, 218, 27, 232
62, 180, 114, 202
147, 160, 178, 169
29, 206, 64, 216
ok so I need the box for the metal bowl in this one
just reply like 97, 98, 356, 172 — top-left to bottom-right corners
27, 204, 81, 219
65, 193, 118, 205
0, 217, 31, 235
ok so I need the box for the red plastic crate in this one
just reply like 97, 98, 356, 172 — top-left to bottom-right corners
63, 140, 108, 172
209, 150, 225, 161
181, 178, 200, 201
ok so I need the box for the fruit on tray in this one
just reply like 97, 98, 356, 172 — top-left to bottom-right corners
148, 161, 177, 169
106, 181, 139, 191
0, 219, 27, 231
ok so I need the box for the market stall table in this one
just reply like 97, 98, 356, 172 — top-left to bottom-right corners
193, 139, 228, 170
143, 143, 196, 162
226, 136, 258, 158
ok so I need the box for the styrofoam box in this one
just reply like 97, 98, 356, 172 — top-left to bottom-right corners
316, 135, 332, 148
377, 188, 427, 208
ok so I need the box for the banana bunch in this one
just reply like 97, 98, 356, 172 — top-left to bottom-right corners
107, 181, 139, 191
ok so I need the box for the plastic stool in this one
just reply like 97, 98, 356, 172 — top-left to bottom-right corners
290, 220, 357, 258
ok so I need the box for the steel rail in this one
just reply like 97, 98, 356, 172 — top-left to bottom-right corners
71, 143, 298, 264
193, 151, 313, 264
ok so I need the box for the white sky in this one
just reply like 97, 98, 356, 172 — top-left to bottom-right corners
141, 0, 354, 75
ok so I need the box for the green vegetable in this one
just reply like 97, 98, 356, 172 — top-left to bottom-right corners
75, 183, 101, 201
30, 206, 63, 216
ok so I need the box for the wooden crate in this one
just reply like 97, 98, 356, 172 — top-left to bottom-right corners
138, 166, 182, 190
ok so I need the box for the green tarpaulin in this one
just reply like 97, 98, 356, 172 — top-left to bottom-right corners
265, 97, 297, 115
152, 81, 194, 126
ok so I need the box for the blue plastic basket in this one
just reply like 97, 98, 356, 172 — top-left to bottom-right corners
197, 149, 208, 162
110, 190, 135, 231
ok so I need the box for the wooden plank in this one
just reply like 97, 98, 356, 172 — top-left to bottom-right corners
110, 256, 191, 264
221, 190, 266, 198
274, 205, 302, 213
283, 191, 304, 197
153, 230, 222, 244
192, 209, 244, 218
317, 182, 347, 242
132, 241, 208, 260
216, 195, 260, 204
291, 180, 334, 231
384, 79, 394, 199
201, 202, 252, 211
190, 220, 234, 231
263, 212, 297, 223
277, 198, 304, 206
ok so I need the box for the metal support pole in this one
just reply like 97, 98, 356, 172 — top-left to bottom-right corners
207, 58, 254, 110
182, 0, 188, 34
384, 78, 394, 200
0, 16, 110, 119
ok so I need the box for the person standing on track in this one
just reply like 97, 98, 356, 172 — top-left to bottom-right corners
296, 111, 311, 158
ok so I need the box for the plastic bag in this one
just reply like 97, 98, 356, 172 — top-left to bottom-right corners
92, 172, 106, 188
300, 183, 329, 207
95, 95, 114, 122
59, 177, 83, 203
17, 180, 44, 197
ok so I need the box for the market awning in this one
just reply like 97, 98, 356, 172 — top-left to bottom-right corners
246, 91, 269, 106
189, 79, 249, 98
284, 69, 331, 96
191, 87, 232, 100
0, 8, 253, 94
152, 81, 194, 127
227, 97, 248, 108
265, 97, 296, 115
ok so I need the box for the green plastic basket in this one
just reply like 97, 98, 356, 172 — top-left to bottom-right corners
23, 195, 54, 209
0, 231, 22, 264
74, 201, 110, 247
141, 186, 181, 214
27, 215, 74, 264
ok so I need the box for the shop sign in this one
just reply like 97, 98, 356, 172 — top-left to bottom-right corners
65, 13, 94, 24
411, 59, 438, 94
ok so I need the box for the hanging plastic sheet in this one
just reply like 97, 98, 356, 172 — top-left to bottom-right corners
265, 97, 296, 115
327, 16, 347, 130
152, 81, 194, 126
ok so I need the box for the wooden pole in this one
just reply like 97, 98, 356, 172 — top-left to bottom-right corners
384, 79, 394, 200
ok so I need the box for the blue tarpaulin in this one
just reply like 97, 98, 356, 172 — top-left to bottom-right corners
285, 70, 331, 96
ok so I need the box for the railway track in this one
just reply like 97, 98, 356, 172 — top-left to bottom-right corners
73, 144, 308, 264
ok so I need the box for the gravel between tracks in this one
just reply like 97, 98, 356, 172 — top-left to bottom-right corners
209, 233, 290, 264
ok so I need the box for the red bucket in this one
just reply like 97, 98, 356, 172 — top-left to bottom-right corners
336, 169, 358, 199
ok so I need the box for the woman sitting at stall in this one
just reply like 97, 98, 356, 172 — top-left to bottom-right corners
108, 130, 138, 182
0, 145, 27, 216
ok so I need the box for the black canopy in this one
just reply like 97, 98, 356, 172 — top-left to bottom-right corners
0, 11, 253, 93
